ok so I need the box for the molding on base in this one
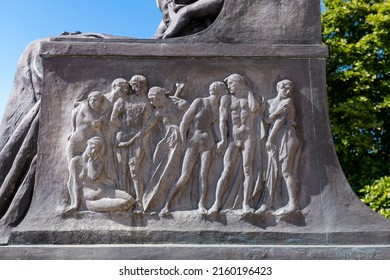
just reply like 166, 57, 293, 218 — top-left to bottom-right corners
1, 244, 389, 260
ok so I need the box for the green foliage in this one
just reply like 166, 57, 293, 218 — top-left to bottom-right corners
322, 0, 390, 193
360, 176, 390, 218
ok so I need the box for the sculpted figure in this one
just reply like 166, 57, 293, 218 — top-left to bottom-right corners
161, 81, 228, 215
137, 85, 190, 212
67, 137, 135, 212
104, 78, 131, 103
111, 75, 153, 211
155, 0, 224, 39
209, 74, 261, 214
103, 78, 132, 187
257, 80, 300, 215
66, 91, 112, 161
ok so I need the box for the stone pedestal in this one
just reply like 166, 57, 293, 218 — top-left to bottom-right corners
1, 245, 390, 260
0, 0, 389, 259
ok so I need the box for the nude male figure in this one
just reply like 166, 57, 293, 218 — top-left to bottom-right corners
160, 81, 228, 215
111, 75, 153, 211
209, 74, 261, 214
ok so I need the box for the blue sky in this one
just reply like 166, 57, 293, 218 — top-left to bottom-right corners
0, 0, 161, 117
0, 1, 325, 118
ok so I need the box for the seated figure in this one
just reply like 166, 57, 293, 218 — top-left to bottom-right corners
155, 0, 224, 39
67, 136, 135, 212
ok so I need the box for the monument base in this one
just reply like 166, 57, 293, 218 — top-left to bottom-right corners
1, 1, 389, 260
1, 39, 389, 259
0, 244, 389, 260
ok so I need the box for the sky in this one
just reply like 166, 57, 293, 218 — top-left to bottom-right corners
0, 0, 162, 118
0, 1, 326, 118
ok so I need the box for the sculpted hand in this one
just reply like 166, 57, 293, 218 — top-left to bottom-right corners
166, 126, 178, 147
118, 140, 131, 148
175, 82, 186, 91
174, 82, 187, 97
266, 141, 276, 152
118, 132, 141, 147
112, 102, 123, 115
271, 105, 288, 119
79, 170, 86, 179
216, 141, 226, 155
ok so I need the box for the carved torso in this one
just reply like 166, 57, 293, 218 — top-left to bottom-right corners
230, 94, 255, 145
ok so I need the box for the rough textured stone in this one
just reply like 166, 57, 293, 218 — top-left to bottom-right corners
4, 41, 387, 247
0, 0, 389, 259
1, 244, 390, 260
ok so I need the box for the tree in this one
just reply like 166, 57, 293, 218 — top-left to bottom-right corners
322, 0, 390, 189
360, 176, 390, 218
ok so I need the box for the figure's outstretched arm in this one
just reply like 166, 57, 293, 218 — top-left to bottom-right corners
162, 0, 224, 38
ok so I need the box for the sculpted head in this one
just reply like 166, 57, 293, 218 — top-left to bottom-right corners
224, 74, 246, 95
148, 86, 167, 107
111, 78, 130, 96
87, 91, 105, 111
276, 79, 294, 99
129, 75, 148, 95
86, 136, 105, 159
209, 81, 228, 97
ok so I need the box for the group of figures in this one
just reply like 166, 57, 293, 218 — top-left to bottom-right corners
66, 73, 300, 218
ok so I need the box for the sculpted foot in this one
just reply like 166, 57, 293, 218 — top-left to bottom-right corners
160, 207, 170, 217
133, 200, 144, 214
208, 204, 219, 215
274, 204, 299, 216
242, 205, 254, 214
198, 205, 207, 215
65, 205, 78, 213
255, 204, 269, 214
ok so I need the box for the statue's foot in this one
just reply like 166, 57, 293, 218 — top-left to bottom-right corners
133, 200, 144, 214
64, 205, 77, 214
153, 34, 164, 39
207, 205, 219, 215
274, 204, 299, 216
160, 207, 170, 217
162, 31, 174, 39
198, 206, 207, 215
242, 205, 254, 214
255, 204, 269, 214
